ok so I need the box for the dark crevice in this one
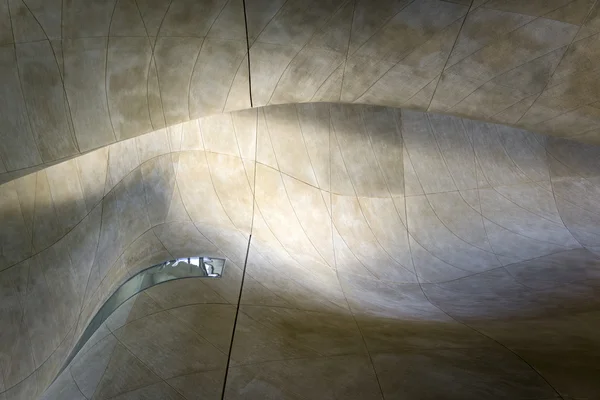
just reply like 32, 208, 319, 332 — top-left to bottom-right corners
220, 234, 252, 400
220, 2, 253, 396
242, 0, 253, 108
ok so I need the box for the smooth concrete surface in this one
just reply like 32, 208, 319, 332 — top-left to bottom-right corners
3, 0, 600, 183
0, 103, 599, 399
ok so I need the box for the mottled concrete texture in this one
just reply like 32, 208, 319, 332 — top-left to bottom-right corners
2, 0, 600, 183
2, 1, 600, 399
0, 103, 597, 399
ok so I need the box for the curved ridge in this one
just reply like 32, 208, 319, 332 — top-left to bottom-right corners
0, 102, 598, 399
1, 1, 600, 398
2, 0, 600, 184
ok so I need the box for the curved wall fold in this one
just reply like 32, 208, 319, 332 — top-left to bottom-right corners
2, 0, 600, 183
2, 1, 600, 399
0, 103, 599, 399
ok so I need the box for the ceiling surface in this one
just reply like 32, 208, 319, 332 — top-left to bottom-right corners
0, 1, 600, 400
2, 0, 600, 183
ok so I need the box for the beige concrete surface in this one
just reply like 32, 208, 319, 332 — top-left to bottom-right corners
0, 103, 598, 399
2, 0, 600, 399
2, 0, 600, 183
42, 279, 237, 400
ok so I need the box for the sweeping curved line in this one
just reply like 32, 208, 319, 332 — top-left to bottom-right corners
55, 256, 226, 381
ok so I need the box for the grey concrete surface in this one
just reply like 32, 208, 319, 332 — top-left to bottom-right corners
0, 103, 598, 399
2, 0, 600, 399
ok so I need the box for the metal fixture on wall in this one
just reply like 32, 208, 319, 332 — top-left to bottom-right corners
56, 257, 226, 378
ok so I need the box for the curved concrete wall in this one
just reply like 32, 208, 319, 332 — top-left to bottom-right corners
0, 103, 599, 399
0, 117, 252, 398
2, 0, 600, 183
42, 277, 239, 400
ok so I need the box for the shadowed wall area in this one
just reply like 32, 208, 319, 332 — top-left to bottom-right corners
0, 103, 599, 399
3, 0, 600, 183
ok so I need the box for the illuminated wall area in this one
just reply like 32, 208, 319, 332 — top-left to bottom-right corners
1, 1, 600, 400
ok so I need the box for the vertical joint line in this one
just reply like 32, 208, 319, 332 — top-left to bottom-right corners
242, 0, 253, 107
220, 233, 252, 400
